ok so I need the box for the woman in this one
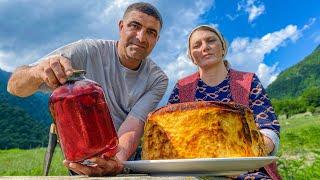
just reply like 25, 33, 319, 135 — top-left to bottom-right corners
168, 25, 281, 179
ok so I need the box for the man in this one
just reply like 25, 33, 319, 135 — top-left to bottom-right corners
7, 2, 168, 176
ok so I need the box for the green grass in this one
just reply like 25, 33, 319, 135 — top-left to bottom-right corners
1, 114, 320, 179
0, 147, 68, 176
278, 113, 320, 179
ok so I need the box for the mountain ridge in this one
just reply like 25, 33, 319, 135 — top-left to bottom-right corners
267, 45, 320, 99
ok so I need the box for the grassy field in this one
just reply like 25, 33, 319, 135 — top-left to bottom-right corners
0, 114, 319, 179
277, 113, 320, 179
0, 147, 68, 176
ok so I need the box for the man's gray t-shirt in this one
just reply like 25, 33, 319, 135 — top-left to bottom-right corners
40, 39, 168, 130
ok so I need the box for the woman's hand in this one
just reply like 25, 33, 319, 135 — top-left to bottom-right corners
63, 156, 123, 176
263, 135, 275, 155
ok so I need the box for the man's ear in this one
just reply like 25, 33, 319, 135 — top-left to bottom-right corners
118, 20, 124, 32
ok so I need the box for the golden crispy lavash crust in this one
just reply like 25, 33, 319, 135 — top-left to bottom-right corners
142, 101, 267, 160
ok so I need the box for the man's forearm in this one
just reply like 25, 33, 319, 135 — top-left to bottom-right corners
116, 115, 145, 161
116, 132, 140, 161
7, 65, 43, 97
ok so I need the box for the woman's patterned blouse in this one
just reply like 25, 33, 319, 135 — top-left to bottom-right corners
168, 72, 280, 136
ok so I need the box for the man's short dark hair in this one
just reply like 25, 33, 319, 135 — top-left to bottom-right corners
123, 2, 163, 29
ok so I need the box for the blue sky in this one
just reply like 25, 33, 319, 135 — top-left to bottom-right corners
0, 0, 319, 104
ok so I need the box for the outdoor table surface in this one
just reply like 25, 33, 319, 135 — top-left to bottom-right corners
0, 174, 230, 179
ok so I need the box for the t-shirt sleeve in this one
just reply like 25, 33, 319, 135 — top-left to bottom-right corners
128, 73, 168, 122
31, 39, 88, 70
30, 39, 90, 91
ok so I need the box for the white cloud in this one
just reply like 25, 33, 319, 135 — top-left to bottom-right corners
159, 0, 214, 81
238, 0, 265, 23
292, 17, 318, 42
0, 50, 41, 72
313, 33, 320, 44
302, 17, 316, 30
0, 50, 15, 71
164, 53, 196, 80
256, 63, 280, 86
226, 14, 240, 21
227, 24, 300, 87
247, 4, 265, 22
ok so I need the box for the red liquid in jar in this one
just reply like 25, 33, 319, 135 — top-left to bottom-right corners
49, 72, 118, 162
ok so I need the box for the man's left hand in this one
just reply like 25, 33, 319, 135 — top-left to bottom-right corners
63, 156, 123, 176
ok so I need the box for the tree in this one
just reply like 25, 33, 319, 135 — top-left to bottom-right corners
301, 86, 320, 107
272, 98, 307, 118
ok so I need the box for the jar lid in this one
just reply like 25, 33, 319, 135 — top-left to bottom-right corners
67, 70, 86, 81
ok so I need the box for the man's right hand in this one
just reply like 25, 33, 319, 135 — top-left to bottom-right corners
32, 54, 74, 89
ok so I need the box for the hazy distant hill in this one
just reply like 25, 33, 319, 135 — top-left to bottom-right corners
267, 45, 320, 99
0, 69, 51, 125
0, 69, 51, 149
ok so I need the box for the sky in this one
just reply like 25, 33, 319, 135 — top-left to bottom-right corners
0, 0, 319, 104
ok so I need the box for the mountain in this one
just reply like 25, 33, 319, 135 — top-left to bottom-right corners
0, 101, 48, 149
0, 68, 51, 149
0, 69, 52, 125
0, 69, 10, 81
267, 45, 320, 99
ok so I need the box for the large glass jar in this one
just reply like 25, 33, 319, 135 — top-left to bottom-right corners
49, 70, 118, 162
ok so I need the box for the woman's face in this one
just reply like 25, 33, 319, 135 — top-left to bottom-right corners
189, 29, 224, 69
